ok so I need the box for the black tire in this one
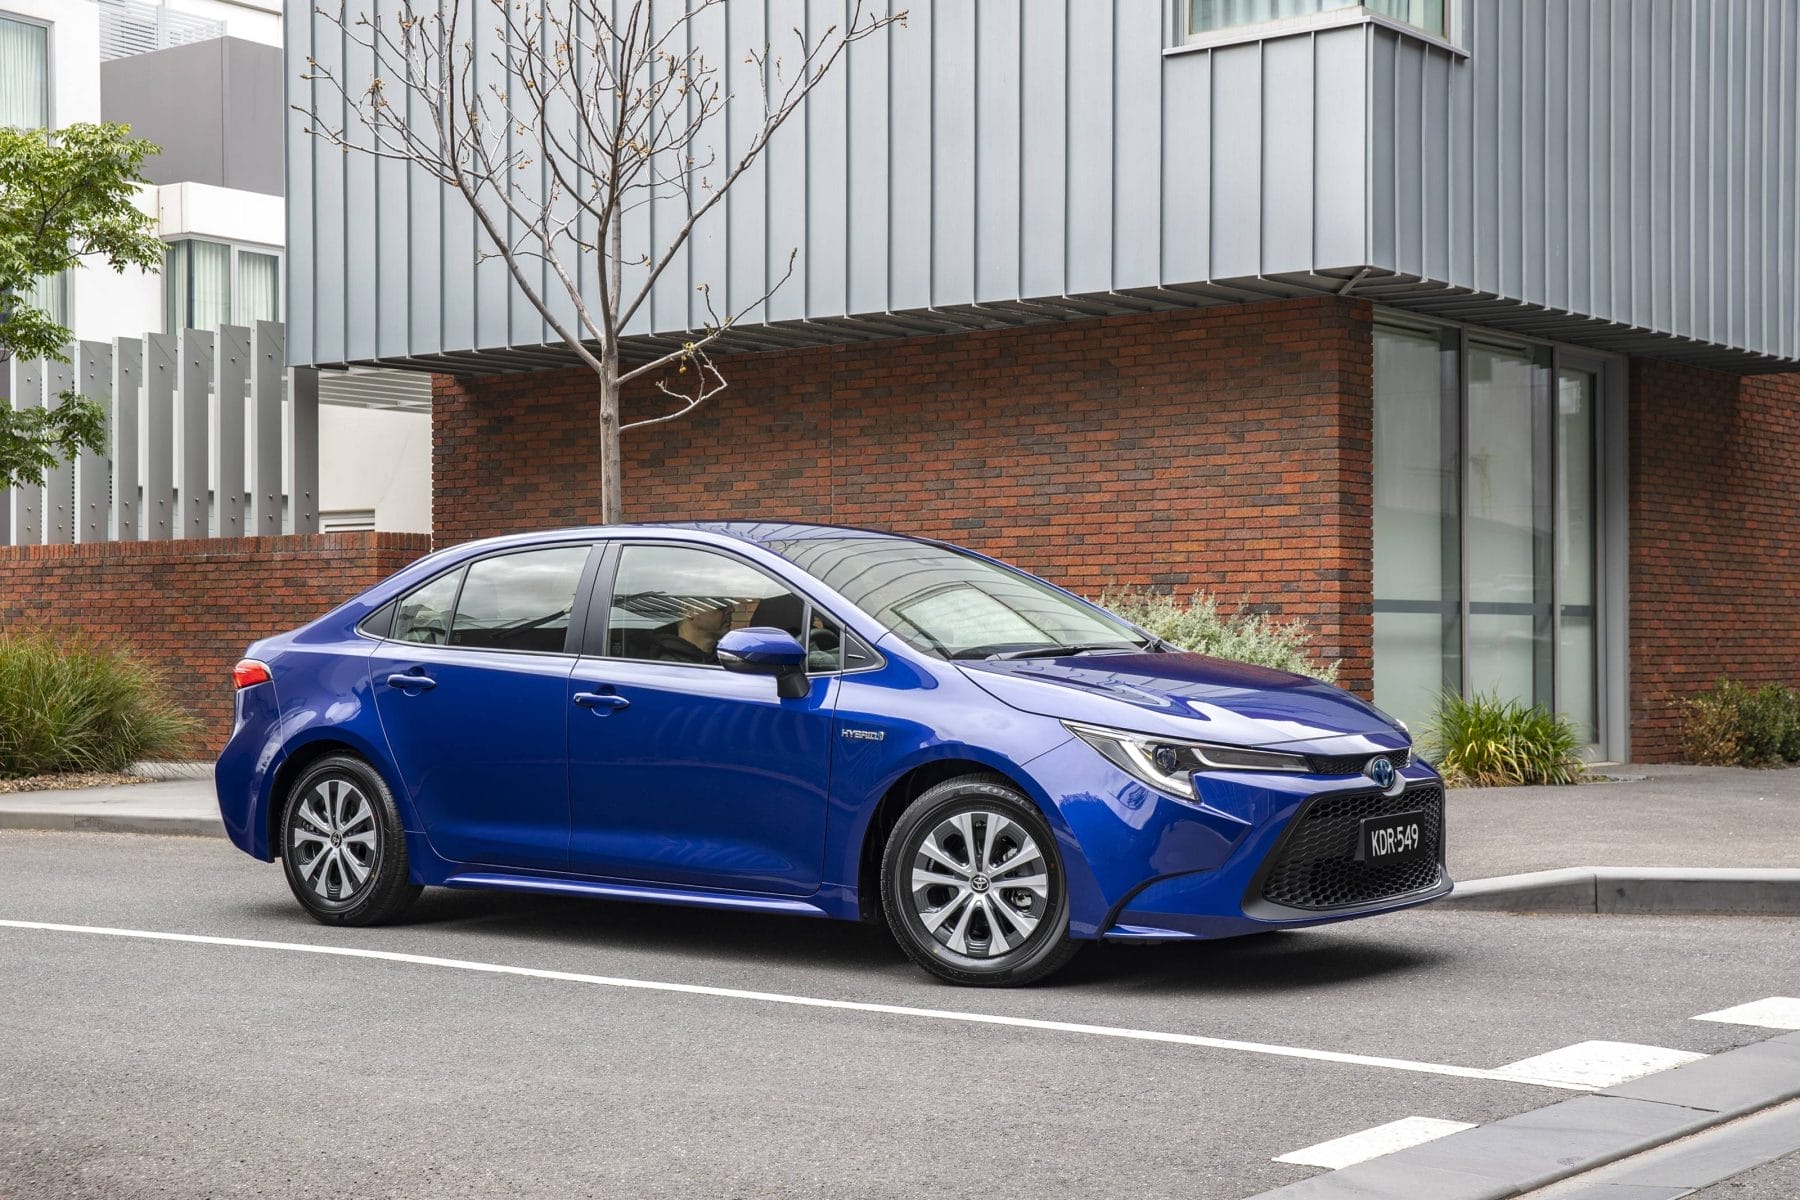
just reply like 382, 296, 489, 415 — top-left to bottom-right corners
279, 753, 421, 926
880, 775, 1082, 987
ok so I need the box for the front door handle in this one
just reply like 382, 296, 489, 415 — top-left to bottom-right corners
385, 672, 437, 692
573, 690, 630, 712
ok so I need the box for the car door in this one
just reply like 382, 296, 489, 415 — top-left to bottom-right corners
368, 542, 598, 872
565, 541, 838, 896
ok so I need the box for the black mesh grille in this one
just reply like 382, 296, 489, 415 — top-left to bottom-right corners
1303, 748, 1414, 776
1259, 785, 1444, 910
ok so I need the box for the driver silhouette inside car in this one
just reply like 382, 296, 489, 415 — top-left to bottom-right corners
650, 598, 735, 664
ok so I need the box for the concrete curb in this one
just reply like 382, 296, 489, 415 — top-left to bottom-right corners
1246, 1032, 1800, 1200
129, 761, 214, 781
1441, 867, 1800, 915
0, 810, 225, 838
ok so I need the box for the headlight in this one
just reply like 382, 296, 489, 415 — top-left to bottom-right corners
1064, 721, 1311, 796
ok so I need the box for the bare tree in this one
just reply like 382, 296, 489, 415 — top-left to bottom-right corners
301, 0, 903, 522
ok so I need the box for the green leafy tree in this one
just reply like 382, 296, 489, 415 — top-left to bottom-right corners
0, 122, 163, 489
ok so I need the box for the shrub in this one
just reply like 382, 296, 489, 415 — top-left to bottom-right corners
1680, 685, 1745, 766
1096, 588, 1339, 684
1681, 680, 1800, 767
0, 629, 196, 778
1424, 692, 1585, 787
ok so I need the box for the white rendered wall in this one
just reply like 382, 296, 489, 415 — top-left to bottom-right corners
317, 406, 433, 533
162, 0, 280, 47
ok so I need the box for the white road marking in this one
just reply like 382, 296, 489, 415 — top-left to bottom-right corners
1274, 1117, 1477, 1170
1693, 997, 1800, 1031
0, 918, 1601, 1091
1489, 1040, 1707, 1089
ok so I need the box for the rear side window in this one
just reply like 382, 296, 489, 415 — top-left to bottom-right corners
393, 568, 464, 645
448, 546, 590, 653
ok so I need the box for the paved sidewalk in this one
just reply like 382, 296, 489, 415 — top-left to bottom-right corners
0, 776, 221, 838
1447, 763, 1800, 880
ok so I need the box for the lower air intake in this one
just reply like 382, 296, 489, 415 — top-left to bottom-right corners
1258, 786, 1444, 910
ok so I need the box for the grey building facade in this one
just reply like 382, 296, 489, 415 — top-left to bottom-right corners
286, 0, 1800, 762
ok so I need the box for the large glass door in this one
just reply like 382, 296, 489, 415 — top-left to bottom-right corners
1464, 343, 1553, 706
1373, 323, 1609, 753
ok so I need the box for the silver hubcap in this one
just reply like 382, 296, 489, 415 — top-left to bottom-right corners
289, 779, 377, 903
909, 810, 1049, 958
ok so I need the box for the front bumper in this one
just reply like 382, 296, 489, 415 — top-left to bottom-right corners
1025, 730, 1450, 941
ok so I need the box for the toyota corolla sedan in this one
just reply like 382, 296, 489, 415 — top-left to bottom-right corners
217, 523, 1450, 986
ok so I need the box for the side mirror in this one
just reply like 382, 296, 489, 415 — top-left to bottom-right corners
717, 627, 811, 699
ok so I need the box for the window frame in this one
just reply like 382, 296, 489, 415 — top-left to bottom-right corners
582, 539, 884, 678
1171, 0, 1465, 58
364, 541, 604, 658
0, 9, 53, 129
163, 236, 287, 333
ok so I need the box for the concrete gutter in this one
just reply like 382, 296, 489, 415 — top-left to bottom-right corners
1441, 867, 1800, 915
1246, 1032, 1800, 1200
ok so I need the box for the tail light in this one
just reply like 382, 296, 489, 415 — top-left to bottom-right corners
233, 659, 273, 689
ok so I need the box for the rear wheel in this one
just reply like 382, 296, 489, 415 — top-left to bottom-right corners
881, 775, 1081, 987
279, 754, 420, 926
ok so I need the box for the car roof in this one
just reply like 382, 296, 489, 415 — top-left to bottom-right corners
444, 520, 923, 557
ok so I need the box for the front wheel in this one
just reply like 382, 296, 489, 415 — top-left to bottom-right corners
880, 776, 1081, 987
279, 754, 421, 926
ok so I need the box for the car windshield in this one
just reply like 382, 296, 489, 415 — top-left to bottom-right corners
766, 536, 1150, 660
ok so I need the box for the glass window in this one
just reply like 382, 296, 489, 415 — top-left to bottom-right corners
237, 251, 280, 324
448, 546, 590, 653
1557, 368, 1598, 744
166, 240, 231, 333
767, 536, 1149, 660
606, 544, 805, 666
1372, 323, 1603, 749
393, 568, 464, 646
21, 269, 68, 328
0, 15, 48, 129
1189, 0, 1445, 38
1373, 326, 1460, 731
1466, 343, 1554, 707
165, 240, 281, 332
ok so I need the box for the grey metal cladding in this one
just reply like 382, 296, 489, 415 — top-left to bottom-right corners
1368, 0, 1798, 362
102, 38, 284, 196
288, 0, 1798, 370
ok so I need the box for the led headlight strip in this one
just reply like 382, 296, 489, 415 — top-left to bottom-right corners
1064, 720, 1311, 796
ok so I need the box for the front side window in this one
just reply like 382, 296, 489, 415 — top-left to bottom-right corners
768, 537, 1148, 661
448, 546, 590, 653
0, 15, 48, 129
605, 545, 806, 667
1188, 0, 1445, 38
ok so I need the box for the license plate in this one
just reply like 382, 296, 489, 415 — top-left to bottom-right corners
1359, 811, 1427, 864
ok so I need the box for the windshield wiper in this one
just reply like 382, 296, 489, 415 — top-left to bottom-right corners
983, 642, 1145, 660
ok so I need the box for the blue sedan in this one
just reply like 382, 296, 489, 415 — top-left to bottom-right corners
217, 523, 1450, 986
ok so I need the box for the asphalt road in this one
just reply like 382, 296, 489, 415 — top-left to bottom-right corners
2, 830, 1796, 1200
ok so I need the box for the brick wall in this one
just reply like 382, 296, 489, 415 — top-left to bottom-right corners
435, 296, 1377, 691
0, 534, 432, 753
1629, 362, 1800, 760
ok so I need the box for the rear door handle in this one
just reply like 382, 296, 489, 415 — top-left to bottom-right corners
385, 672, 437, 692
573, 691, 630, 712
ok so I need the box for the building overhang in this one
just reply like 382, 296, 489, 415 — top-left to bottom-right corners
321, 268, 1798, 382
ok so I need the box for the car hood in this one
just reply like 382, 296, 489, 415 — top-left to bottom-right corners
957, 652, 1409, 753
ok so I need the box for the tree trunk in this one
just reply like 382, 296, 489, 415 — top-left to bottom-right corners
598, 350, 623, 524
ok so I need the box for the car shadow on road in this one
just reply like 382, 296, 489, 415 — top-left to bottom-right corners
246, 887, 1448, 994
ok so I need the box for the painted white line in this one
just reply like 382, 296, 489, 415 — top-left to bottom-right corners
1489, 1041, 1707, 1089
1274, 1116, 1476, 1170
0, 917, 1600, 1090
1693, 997, 1800, 1031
